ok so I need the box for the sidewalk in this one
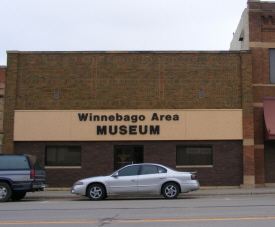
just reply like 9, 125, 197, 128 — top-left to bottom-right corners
24, 187, 275, 200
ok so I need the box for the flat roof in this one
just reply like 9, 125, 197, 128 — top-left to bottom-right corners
6, 50, 252, 54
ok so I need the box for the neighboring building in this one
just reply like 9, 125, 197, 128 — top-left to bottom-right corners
0, 66, 6, 153
231, 0, 275, 187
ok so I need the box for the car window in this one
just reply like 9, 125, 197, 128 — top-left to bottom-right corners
27, 155, 45, 170
118, 165, 140, 176
141, 165, 167, 175
157, 166, 167, 173
0, 156, 30, 170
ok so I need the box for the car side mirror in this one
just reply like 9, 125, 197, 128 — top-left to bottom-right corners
112, 172, 118, 177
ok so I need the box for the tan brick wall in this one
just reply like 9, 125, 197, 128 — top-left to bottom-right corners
3, 51, 251, 154
13, 52, 243, 110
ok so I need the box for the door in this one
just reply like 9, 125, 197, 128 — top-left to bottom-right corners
109, 165, 140, 195
264, 141, 275, 183
114, 146, 143, 170
138, 165, 167, 194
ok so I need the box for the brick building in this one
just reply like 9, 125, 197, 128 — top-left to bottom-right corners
231, 0, 275, 187
4, 0, 275, 189
2, 51, 253, 188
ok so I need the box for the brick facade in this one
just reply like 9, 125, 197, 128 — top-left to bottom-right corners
2, 51, 252, 187
5, 52, 244, 111
14, 140, 243, 188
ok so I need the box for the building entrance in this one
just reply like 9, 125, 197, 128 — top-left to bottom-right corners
265, 141, 275, 184
114, 145, 143, 170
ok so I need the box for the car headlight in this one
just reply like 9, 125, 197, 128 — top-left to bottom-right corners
74, 182, 83, 186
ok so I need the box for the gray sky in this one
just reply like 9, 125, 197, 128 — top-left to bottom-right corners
0, 0, 265, 65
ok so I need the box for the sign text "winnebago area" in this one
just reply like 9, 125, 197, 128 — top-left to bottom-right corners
78, 113, 179, 135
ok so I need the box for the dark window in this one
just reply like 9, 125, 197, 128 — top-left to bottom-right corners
0, 156, 30, 170
176, 146, 213, 166
45, 146, 81, 166
199, 89, 205, 98
114, 146, 143, 170
118, 165, 140, 176
53, 89, 59, 98
141, 165, 167, 175
270, 49, 275, 84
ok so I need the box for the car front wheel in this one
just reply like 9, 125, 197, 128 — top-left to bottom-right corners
0, 182, 12, 202
87, 184, 106, 200
162, 182, 179, 199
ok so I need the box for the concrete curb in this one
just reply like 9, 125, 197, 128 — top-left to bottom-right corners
23, 187, 275, 200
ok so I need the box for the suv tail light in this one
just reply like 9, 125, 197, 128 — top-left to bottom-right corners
30, 170, 35, 179
191, 174, 197, 180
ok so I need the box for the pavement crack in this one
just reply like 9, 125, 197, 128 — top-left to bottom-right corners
98, 209, 126, 226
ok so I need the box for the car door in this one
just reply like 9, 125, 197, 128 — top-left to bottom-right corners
108, 165, 140, 195
138, 165, 167, 194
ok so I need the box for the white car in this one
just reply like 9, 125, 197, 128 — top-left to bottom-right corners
71, 163, 200, 200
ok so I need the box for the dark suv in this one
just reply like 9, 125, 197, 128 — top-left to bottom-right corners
0, 154, 48, 202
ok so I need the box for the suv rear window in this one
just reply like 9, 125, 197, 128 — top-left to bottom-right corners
27, 155, 45, 170
0, 156, 30, 170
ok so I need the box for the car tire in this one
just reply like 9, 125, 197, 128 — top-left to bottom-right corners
0, 182, 12, 202
87, 184, 106, 200
11, 191, 26, 201
162, 182, 179, 199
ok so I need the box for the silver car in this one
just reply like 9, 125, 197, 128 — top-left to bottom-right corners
71, 163, 200, 200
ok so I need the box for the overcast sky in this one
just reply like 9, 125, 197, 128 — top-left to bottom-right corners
0, 0, 270, 65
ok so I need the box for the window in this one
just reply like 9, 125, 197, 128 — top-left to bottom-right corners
117, 165, 140, 176
45, 146, 81, 166
0, 156, 30, 170
270, 49, 275, 84
176, 146, 213, 166
199, 89, 205, 98
53, 89, 59, 98
27, 155, 45, 170
141, 165, 167, 175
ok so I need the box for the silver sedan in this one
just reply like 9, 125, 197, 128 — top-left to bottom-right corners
71, 163, 200, 200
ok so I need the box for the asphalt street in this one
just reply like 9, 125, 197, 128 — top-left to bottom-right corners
2, 190, 275, 227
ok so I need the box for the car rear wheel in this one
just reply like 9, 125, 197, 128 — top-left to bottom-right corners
87, 184, 106, 200
11, 192, 26, 201
0, 182, 12, 202
162, 182, 179, 199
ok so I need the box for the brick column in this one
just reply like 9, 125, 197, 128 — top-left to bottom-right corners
2, 51, 19, 154
0, 66, 6, 153
241, 51, 255, 188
